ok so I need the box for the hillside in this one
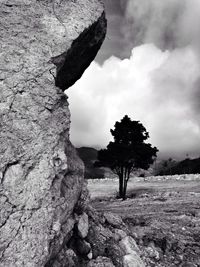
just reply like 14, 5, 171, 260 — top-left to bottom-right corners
76, 147, 105, 179
157, 157, 200, 176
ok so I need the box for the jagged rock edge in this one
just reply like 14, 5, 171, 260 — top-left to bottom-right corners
51, 11, 107, 91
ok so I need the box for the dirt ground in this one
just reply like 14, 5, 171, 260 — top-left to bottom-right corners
88, 175, 200, 267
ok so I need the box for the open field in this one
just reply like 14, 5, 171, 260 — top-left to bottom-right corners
88, 175, 200, 266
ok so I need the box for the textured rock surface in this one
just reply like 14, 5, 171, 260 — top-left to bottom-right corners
120, 237, 145, 267
119, 236, 141, 255
104, 212, 125, 228
123, 254, 145, 267
87, 256, 115, 267
76, 212, 89, 239
0, 0, 106, 266
0, 1, 146, 266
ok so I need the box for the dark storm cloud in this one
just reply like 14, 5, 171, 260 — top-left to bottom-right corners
96, 0, 131, 63
122, 0, 184, 49
97, 0, 200, 62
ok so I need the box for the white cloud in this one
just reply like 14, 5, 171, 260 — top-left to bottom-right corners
67, 44, 200, 158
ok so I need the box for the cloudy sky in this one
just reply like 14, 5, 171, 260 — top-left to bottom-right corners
67, 0, 200, 159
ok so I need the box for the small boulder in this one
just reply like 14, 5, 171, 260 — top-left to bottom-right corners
50, 248, 79, 267
74, 182, 90, 215
86, 223, 113, 258
77, 212, 89, 238
106, 240, 125, 267
104, 212, 124, 228
113, 229, 127, 241
144, 246, 160, 261
119, 236, 145, 267
123, 253, 145, 267
87, 251, 93, 260
64, 249, 79, 267
119, 236, 140, 255
87, 256, 115, 267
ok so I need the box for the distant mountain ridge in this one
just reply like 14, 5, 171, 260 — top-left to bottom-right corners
76, 147, 105, 179
156, 157, 200, 175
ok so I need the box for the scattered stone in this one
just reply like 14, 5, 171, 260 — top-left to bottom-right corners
153, 197, 167, 202
74, 182, 90, 215
87, 256, 115, 267
62, 249, 79, 267
47, 248, 79, 267
87, 206, 106, 225
86, 222, 113, 258
140, 193, 150, 198
144, 246, 160, 261
123, 253, 145, 267
87, 251, 93, 260
118, 236, 145, 267
77, 212, 89, 239
106, 240, 125, 267
119, 236, 141, 255
104, 212, 124, 228
113, 229, 127, 241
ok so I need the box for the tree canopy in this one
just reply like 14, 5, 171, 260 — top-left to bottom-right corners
96, 115, 158, 199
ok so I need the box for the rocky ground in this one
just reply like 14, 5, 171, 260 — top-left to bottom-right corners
89, 175, 200, 267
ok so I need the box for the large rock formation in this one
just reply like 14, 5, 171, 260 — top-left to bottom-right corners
0, 0, 106, 266
0, 1, 146, 266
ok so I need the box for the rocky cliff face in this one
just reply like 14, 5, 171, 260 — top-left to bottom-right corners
0, 0, 106, 266
0, 1, 145, 266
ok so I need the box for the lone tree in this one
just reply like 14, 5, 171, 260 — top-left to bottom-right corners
95, 115, 158, 199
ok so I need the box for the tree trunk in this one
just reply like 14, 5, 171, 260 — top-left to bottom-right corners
118, 169, 129, 200
118, 173, 124, 198
122, 179, 127, 200
122, 170, 130, 200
